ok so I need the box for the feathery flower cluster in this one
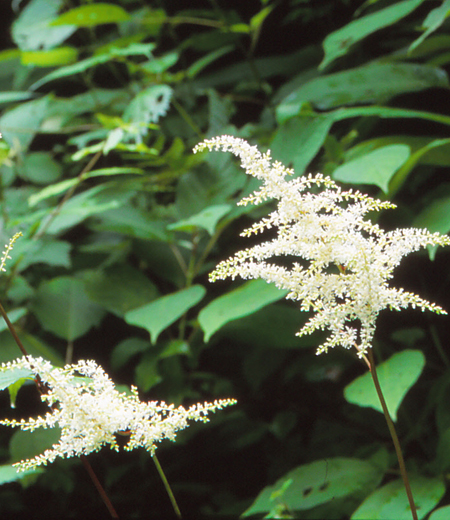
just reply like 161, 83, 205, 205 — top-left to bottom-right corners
194, 135, 450, 357
1, 232, 22, 273
0, 356, 236, 471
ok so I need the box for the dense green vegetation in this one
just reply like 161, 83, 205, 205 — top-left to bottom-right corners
2, 0, 450, 518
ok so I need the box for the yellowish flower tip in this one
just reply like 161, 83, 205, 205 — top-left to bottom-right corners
0, 356, 236, 471
196, 135, 450, 357
0, 232, 23, 273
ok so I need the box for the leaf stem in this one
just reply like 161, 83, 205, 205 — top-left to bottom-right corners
367, 348, 418, 520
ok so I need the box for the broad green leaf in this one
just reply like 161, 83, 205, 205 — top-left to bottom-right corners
11, 0, 76, 51
429, 505, 450, 520
0, 308, 27, 334
344, 350, 425, 421
168, 204, 231, 235
17, 152, 63, 185
21, 47, 78, 67
82, 265, 159, 317
10, 428, 62, 464
125, 285, 206, 344
50, 4, 130, 27
320, 0, 426, 69
0, 465, 41, 485
31, 276, 105, 341
0, 95, 51, 152
0, 330, 63, 367
333, 144, 410, 193
277, 62, 448, 116
0, 368, 34, 391
409, 0, 450, 53
271, 112, 334, 174
351, 475, 445, 520
89, 205, 169, 242
199, 280, 288, 342
243, 457, 386, 517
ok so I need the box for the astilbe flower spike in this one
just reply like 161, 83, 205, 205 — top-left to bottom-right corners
194, 135, 450, 357
0, 356, 236, 471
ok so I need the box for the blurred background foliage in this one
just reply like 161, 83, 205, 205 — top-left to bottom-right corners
1, 0, 450, 518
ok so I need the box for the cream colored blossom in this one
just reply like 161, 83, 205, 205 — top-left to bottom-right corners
194, 135, 450, 357
0, 356, 236, 471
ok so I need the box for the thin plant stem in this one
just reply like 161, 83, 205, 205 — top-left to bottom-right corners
81, 455, 119, 519
152, 454, 182, 519
367, 348, 418, 520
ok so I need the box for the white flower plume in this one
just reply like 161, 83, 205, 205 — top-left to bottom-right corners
194, 135, 450, 357
0, 357, 236, 471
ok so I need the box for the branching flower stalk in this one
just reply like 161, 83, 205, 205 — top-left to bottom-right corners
194, 135, 450, 520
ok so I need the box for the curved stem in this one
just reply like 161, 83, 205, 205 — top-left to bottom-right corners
367, 348, 418, 520
153, 454, 182, 519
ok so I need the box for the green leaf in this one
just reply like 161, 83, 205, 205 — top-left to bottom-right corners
134, 351, 162, 391
429, 505, 450, 520
28, 178, 78, 207
30, 43, 155, 90
168, 204, 231, 235
0, 95, 51, 152
11, 0, 76, 51
271, 112, 334, 174
409, 0, 450, 53
0, 368, 34, 391
21, 47, 78, 67
82, 265, 159, 317
17, 152, 63, 185
0, 465, 41, 485
111, 338, 149, 371
50, 4, 130, 27
277, 62, 448, 115
351, 475, 445, 520
0, 92, 35, 105
0, 308, 27, 334
320, 0, 426, 69
199, 280, 288, 342
31, 276, 105, 341
125, 285, 206, 344
333, 144, 411, 193
243, 457, 386, 517
10, 428, 62, 464
344, 350, 425, 421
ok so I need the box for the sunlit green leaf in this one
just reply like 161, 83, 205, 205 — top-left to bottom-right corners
199, 280, 288, 342
351, 476, 445, 520
333, 144, 410, 193
31, 276, 105, 341
125, 285, 206, 344
168, 204, 231, 235
50, 4, 130, 27
21, 47, 78, 67
344, 350, 425, 421
243, 457, 386, 517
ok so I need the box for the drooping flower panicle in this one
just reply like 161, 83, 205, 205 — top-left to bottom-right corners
194, 135, 450, 357
0, 356, 236, 471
